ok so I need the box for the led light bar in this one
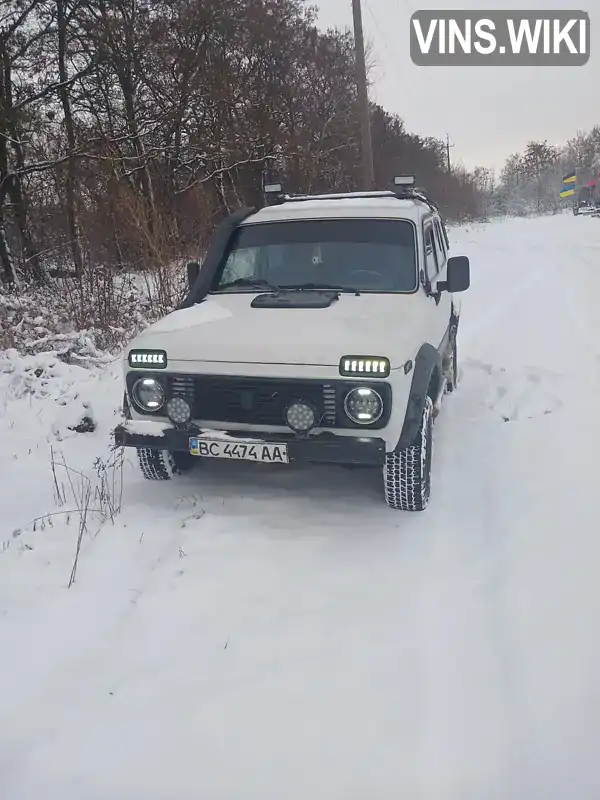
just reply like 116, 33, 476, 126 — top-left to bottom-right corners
394, 175, 415, 186
128, 349, 168, 368
263, 183, 283, 193
339, 356, 390, 378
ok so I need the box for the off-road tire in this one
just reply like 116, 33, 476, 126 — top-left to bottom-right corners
136, 448, 194, 480
383, 395, 433, 511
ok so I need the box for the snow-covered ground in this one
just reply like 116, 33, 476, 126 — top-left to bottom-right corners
2, 213, 600, 799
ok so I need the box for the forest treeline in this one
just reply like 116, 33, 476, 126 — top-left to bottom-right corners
1, 0, 598, 292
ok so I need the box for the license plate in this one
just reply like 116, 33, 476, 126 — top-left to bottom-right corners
189, 436, 289, 464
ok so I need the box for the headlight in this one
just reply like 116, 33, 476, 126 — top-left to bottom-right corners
339, 356, 390, 377
344, 387, 384, 424
166, 396, 192, 424
132, 377, 165, 411
128, 349, 167, 368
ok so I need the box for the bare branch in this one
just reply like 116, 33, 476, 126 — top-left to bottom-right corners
14, 63, 95, 113
176, 154, 276, 195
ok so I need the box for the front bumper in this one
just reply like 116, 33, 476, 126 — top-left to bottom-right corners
113, 422, 386, 467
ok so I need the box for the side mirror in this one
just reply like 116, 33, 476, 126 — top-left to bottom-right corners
186, 261, 200, 289
439, 255, 470, 293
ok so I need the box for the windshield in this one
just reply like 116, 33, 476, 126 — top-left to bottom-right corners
211, 218, 418, 293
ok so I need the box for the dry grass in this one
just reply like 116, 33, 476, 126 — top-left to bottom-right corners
45, 445, 125, 587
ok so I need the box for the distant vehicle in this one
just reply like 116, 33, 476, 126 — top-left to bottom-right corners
573, 180, 598, 215
114, 176, 471, 511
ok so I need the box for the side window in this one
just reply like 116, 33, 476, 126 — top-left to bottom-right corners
424, 224, 438, 280
433, 219, 447, 265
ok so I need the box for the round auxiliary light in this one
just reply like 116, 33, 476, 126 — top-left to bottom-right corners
285, 401, 316, 432
132, 377, 165, 411
344, 387, 383, 425
166, 396, 192, 424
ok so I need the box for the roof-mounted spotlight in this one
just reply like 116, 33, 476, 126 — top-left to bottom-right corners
262, 172, 285, 206
393, 175, 416, 187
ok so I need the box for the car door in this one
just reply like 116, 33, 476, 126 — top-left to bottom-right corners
422, 218, 452, 350
434, 216, 460, 320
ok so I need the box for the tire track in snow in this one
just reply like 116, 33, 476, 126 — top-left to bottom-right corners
424, 215, 600, 794
459, 266, 547, 351
413, 404, 541, 795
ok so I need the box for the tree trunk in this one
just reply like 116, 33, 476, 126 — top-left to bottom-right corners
122, 84, 156, 225
0, 205, 17, 286
0, 35, 17, 285
57, 0, 84, 278
0, 32, 44, 285
0, 156, 17, 286
6, 171, 45, 284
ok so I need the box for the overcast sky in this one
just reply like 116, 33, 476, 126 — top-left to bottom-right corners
313, 0, 598, 172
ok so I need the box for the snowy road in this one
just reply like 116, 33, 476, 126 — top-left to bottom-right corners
2, 214, 600, 799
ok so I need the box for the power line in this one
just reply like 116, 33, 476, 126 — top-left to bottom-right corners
357, 0, 457, 180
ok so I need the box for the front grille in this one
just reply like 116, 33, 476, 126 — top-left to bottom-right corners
192, 376, 336, 427
180, 375, 390, 429
127, 371, 391, 429
168, 374, 195, 404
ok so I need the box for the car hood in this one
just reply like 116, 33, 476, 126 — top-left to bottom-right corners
128, 292, 423, 368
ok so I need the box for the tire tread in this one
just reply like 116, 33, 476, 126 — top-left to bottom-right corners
137, 448, 175, 481
384, 396, 433, 511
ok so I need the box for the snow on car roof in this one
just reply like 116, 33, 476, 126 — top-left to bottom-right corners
242, 193, 430, 225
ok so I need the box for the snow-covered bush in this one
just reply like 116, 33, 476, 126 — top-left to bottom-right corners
0, 263, 187, 364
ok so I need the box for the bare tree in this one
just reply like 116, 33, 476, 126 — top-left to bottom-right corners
1, 0, 490, 294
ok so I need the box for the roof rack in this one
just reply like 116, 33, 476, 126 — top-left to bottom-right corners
261, 174, 440, 214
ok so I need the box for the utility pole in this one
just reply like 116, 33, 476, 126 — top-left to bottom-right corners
446, 133, 454, 172
352, 0, 374, 190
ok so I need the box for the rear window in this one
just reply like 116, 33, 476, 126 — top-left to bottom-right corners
212, 218, 418, 293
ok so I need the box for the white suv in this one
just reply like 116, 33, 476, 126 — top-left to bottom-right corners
114, 177, 470, 511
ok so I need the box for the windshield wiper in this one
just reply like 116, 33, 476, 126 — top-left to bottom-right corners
279, 282, 360, 294
216, 279, 361, 295
215, 278, 281, 292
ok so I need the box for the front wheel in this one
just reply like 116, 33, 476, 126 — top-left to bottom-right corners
383, 396, 433, 511
136, 448, 195, 481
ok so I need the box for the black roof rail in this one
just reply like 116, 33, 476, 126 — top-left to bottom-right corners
392, 187, 439, 213
269, 190, 395, 203
390, 177, 440, 213
260, 174, 442, 215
